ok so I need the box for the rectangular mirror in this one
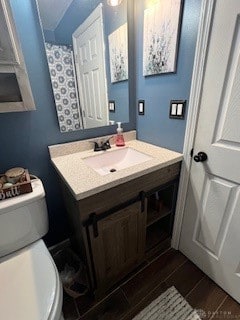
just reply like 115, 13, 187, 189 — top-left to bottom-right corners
37, 0, 129, 132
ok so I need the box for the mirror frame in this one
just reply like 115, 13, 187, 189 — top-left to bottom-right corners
126, 0, 136, 131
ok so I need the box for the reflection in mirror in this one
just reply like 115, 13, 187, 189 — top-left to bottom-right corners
37, 0, 129, 132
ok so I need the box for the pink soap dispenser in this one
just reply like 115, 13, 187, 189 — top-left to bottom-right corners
115, 122, 125, 147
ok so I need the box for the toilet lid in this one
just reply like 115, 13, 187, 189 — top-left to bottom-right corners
0, 240, 57, 320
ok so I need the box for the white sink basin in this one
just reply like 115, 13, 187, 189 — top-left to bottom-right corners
83, 147, 152, 175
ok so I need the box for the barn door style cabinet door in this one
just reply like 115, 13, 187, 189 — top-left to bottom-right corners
87, 198, 146, 292
0, 0, 35, 112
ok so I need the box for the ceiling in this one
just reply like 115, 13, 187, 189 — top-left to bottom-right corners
37, 0, 74, 31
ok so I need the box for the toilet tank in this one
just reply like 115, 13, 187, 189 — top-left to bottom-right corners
0, 179, 49, 258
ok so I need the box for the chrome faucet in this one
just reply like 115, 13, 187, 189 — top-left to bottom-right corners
91, 137, 113, 151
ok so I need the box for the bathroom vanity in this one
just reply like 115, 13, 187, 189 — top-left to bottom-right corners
49, 131, 182, 294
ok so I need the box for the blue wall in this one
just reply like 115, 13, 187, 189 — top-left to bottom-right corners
135, 0, 202, 152
54, 0, 97, 44
0, 0, 134, 246
43, 29, 56, 43
0, 0, 201, 246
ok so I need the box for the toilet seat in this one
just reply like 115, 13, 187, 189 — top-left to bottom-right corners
0, 240, 63, 320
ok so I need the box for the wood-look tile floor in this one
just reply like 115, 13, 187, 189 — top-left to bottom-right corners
62, 249, 240, 320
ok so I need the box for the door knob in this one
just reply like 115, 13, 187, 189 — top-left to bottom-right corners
193, 151, 208, 162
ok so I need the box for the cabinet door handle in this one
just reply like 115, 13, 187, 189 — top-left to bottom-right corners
90, 213, 99, 238
140, 191, 146, 212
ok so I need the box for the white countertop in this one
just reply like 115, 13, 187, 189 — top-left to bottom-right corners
49, 133, 183, 200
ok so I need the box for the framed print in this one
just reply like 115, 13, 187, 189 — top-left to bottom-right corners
143, 0, 183, 76
108, 23, 128, 83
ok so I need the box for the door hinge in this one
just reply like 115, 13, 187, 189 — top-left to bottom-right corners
190, 148, 194, 158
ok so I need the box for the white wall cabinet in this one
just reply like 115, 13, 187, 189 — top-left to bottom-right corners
0, 0, 35, 112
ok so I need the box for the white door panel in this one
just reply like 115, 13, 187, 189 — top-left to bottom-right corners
195, 175, 236, 255
73, 4, 108, 128
180, 0, 240, 302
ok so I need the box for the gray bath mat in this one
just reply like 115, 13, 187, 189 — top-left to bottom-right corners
133, 286, 201, 320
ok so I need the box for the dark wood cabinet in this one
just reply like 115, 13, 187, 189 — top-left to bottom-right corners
88, 200, 146, 291
61, 162, 181, 295
145, 181, 179, 259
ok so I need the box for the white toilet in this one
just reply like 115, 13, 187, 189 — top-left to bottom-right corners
0, 179, 64, 320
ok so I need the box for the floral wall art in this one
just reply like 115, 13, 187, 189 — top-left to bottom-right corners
143, 0, 182, 76
108, 23, 128, 83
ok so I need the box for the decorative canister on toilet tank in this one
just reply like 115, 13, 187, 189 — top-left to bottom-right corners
0, 168, 33, 201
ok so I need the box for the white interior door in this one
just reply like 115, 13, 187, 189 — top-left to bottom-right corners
72, 4, 108, 129
180, 0, 240, 302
